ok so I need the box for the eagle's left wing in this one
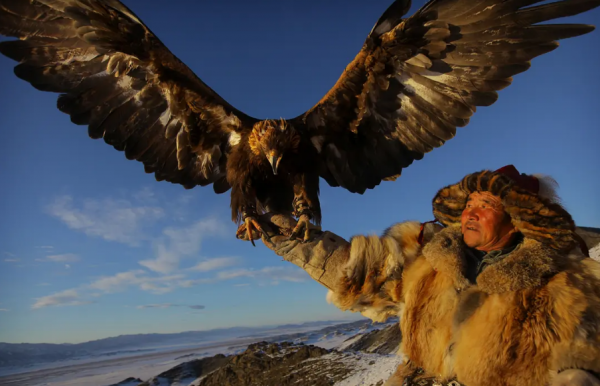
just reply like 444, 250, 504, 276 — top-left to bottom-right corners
291, 0, 599, 194
0, 0, 259, 192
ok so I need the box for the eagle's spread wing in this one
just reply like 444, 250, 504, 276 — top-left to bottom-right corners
293, 0, 598, 194
0, 0, 258, 192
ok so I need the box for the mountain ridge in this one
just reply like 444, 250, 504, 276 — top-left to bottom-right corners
0, 319, 364, 369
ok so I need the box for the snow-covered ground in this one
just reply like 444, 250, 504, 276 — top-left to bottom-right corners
296, 350, 403, 386
0, 342, 240, 386
590, 244, 600, 262
333, 352, 403, 386
0, 334, 291, 386
0, 320, 356, 377
0, 320, 391, 386
309, 322, 388, 350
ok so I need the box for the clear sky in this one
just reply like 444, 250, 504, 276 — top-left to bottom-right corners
0, 0, 598, 344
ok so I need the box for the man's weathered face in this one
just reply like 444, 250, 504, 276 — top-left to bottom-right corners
461, 192, 516, 251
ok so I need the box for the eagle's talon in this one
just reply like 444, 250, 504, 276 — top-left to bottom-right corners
289, 214, 319, 242
251, 218, 271, 242
236, 216, 270, 246
246, 217, 256, 247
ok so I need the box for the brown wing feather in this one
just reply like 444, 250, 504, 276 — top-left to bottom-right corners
292, 0, 599, 194
0, 0, 258, 191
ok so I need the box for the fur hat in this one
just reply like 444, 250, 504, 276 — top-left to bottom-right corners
432, 165, 578, 252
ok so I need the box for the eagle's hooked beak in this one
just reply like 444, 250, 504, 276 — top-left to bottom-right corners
268, 154, 282, 175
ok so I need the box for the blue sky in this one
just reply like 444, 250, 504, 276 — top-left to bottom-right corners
0, 0, 598, 344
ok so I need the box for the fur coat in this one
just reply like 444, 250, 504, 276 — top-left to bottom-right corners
328, 221, 600, 386
263, 169, 600, 386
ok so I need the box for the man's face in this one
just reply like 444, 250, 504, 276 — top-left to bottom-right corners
461, 192, 516, 251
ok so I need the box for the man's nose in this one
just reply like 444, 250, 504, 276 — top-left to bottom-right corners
467, 208, 479, 221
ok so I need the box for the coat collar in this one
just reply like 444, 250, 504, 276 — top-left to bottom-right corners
421, 224, 561, 294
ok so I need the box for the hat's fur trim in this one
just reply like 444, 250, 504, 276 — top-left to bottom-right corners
533, 173, 561, 204
432, 170, 577, 252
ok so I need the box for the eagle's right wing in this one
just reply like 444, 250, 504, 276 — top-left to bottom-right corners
291, 0, 599, 194
0, 0, 259, 192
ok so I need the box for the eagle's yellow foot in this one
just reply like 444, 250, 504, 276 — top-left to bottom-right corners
289, 214, 320, 242
236, 216, 270, 247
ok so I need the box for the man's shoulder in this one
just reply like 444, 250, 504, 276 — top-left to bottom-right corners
375, 221, 446, 265
383, 221, 444, 245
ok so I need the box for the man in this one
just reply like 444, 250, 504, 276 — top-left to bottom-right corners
247, 165, 600, 386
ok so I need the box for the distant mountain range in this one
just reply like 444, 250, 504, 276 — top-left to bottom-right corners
0, 320, 358, 369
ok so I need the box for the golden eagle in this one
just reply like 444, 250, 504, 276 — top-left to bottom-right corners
0, 0, 598, 244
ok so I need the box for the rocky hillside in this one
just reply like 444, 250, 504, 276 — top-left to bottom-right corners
343, 323, 401, 354
137, 354, 229, 386
109, 324, 402, 386
194, 342, 340, 386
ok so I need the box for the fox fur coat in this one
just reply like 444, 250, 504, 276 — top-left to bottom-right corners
328, 221, 600, 386
262, 169, 600, 386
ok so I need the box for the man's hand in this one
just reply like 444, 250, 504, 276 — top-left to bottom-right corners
552, 370, 600, 386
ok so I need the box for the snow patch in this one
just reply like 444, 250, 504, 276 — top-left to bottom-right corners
188, 376, 206, 386
307, 321, 394, 351
590, 244, 600, 262
336, 334, 364, 351
170, 376, 197, 386
334, 352, 403, 386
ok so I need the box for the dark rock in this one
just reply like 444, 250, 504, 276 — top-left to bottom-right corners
116, 321, 404, 386
139, 354, 229, 386
106, 377, 143, 386
344, 324, 402, 354
577, 226, 600, 251
198, 342, 348, 386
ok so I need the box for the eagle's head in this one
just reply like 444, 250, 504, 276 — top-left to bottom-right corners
249, 119, 301, 175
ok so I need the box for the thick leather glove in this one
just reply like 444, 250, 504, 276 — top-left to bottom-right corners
238, 213, 351, 291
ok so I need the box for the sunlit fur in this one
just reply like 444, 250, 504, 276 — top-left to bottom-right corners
324, 169, 597, 385
330, 221, 600, 386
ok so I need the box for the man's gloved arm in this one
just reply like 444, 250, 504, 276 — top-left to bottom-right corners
245, 214, 436, 322
248, 213, 350, 291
